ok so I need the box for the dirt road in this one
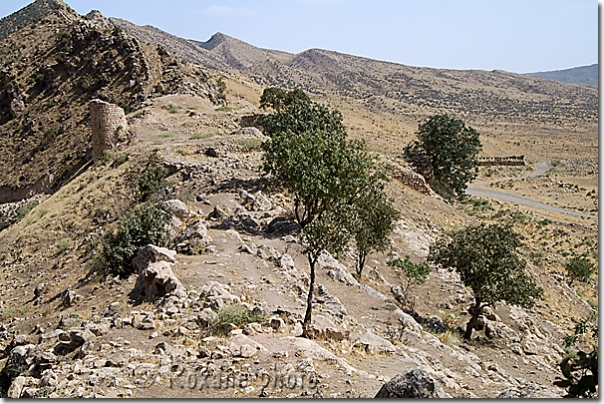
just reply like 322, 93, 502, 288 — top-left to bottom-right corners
467, 162, 598, 219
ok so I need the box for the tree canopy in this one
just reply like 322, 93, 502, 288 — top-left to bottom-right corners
405, 114, 482, 200
259, 87, 310, 111
428, 223, 542, 339
262, 98, 346, 139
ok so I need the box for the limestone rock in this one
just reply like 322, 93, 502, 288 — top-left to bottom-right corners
374, 368, 450, 398
171, 220, 212, 254
7, 375, 26, 398
130, 245, 184, 302
164, 199, 190, 220
353, 330, 395, 354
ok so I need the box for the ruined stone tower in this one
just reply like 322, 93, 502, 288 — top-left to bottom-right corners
90, 99, 128, 161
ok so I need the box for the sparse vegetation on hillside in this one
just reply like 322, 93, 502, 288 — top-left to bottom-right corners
565, 255, 596, 287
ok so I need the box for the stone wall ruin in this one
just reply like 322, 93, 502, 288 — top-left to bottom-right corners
90, 99, 128, 161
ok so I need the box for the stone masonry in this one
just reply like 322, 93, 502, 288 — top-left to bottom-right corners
90, 99, 128, 161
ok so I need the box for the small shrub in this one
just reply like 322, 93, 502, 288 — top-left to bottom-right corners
176, 148, 189, 156
215, 106, 235, 112
112, 154, 129, 167
16, 202, 38, 219
56, 238, 70, 254
388, 255, 430, 309
102, 149, 115, 162
187, 106, 199, 111
565, 256, 596, 286
132, 110, 145, 118
167, 106, 179, 114
98, 202, 170, 278
537, 218, 552, 226
191, 132, 214, 140
159, 132, 176, 138
216, 304, 267, 327
138, 152, 169, 202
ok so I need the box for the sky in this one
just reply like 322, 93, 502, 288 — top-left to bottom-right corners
0, 0, 598, 73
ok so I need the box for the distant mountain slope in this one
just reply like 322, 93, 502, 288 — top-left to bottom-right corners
526, 64, 598, 87
105, 18, 597, 127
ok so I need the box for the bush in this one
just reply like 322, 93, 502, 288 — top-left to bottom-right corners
138, 152, 169, 202
388, 255, 430, 308
99, 203, 170, 278
565, 256, 596, 286
216, 304, 266, 327
16, 202, 38, 220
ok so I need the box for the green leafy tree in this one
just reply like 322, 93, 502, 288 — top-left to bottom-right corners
554, 313, 598, 398
260, 87, 311, 111
387, 255, 430, 308
428, 223, 543, 340
565, 255, 596, 287
405, 114, 482, 200
262, 99, 346, 139
262, 102, 377, 335
353, 183, 399, 278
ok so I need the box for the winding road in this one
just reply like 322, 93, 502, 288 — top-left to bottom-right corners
466, 162, 598, 220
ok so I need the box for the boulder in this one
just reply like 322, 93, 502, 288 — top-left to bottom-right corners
7, 375, 26, 398
171, 220, 212, 255
130, 245, 184, 302
163, 199, 190, 220
353, 330, 395, 354
374, 368, 450, 398
318, 252, 358, 287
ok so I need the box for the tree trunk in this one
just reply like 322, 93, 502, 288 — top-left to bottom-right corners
302, 254, 317, 337
356, 250, 367, 278
464, 301, 482, 340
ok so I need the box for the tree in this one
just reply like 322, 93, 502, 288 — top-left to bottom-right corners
565, 255, 596, 287
405, 114, 482, 200
353, 183, 399, 278
387, 255, 430, 308
262, 99, 346, 139
261, 102, 378, 336
428, 223, 543, 340
259, 87, 310, 111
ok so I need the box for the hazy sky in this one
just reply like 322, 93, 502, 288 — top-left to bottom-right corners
1, 0, 598, 73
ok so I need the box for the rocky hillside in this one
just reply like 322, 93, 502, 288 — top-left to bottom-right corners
0, 1, 221, 202
0, 0, 598, 399
0, 93, 594, 398
526, 64, 598, 87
